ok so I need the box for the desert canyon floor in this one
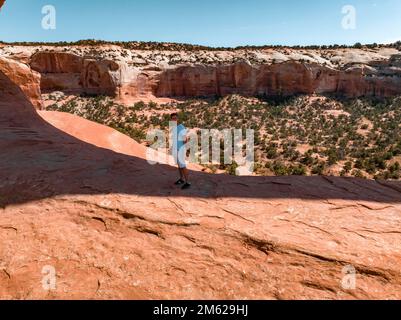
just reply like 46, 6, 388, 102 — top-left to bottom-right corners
1, 46, 401, 300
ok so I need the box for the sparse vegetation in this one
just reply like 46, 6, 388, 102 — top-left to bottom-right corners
45, 93, 401, 180
2, 39, 400, 51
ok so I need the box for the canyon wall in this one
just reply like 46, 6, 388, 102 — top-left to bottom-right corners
30, 52, 120, 96
28, 50, 401, 101
156, 62, 331, 97
155, 58, 401, 98
2, 47, 400, 104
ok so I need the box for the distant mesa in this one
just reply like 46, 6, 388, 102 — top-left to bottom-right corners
6, 43, 401, 102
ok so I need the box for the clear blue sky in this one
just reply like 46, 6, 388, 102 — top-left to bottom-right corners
0, 0, 400, 47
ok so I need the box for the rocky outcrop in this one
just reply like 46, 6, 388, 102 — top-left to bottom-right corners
117, 66, 160, 100
156, 62, 320, 97
23, 48, 401, 100
30, 52, 84, 73
30, 52, 120, 96
0, 0, 5, 10
81, 59, 120, 96
0, 56, 42, 108
156, 61, 401, 98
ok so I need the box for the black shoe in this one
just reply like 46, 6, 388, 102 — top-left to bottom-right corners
181, 182, 191, 190
174, 179, 185, 185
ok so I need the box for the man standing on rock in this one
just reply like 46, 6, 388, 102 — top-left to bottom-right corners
170, 113, 191, 190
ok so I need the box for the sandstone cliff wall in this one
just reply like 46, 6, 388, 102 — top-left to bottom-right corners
155, 60, 401, 98
27, 50, 401, 100
30, 52, 120, 96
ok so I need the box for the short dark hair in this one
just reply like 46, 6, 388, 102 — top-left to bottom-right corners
170, 113, 178, 118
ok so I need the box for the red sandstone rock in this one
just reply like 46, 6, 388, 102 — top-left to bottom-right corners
38, 110, 202, 171
23, 48, 401, 100
0, 56, 42, 109
30, 52, 84, 74
81, 59, 119, 96
1, 61, 401, 300
30, 52, 120, 96
155, 61, 401, 98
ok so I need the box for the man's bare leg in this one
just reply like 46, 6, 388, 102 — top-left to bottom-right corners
180, 168, 191, 189
174, 168, 185, 185
182, 168, 189, 183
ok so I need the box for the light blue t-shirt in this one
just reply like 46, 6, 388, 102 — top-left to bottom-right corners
176, 124, 187, 151
172, 124, 187, 168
